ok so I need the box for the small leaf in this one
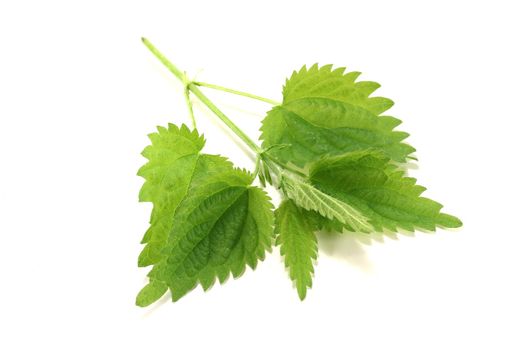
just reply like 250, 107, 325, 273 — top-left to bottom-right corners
275, 200, 318, 300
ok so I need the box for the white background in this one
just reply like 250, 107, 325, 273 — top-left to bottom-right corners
1, 1, 524, 349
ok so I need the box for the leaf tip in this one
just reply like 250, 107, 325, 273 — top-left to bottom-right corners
136, 281, 168, 307
438, 213, 463, 229
297, 288, 307, 301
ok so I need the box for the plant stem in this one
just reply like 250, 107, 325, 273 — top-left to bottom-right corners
188, 87, 263, 153
183, 81, 196, 129
141, 37, 262, 154
193, 81, 280, 106
252, 156, 261, 182
141, 37, 308, 181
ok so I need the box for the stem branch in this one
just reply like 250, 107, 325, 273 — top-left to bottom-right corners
142, 37, 262, 154
194, 81, 280, 106
141, 37, 307, 182
182, 72, 196, 129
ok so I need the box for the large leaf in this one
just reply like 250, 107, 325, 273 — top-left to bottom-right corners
137, 124, 234, 267
137, 124, 274, 306
142, 181, 273, 304
275, 200, 318, 300
309, 151, 462, 232
260, 64, 415, 167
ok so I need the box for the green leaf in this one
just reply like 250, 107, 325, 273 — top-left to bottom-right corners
137, 124, 237, 267
308, 212, 347, 233
280, 171, 373, 232
147, 180, 274, 303
283, 64, 393, 113
137, 124, 274, 305
261, 64, 415, 167
275, 200, 318, 300
309, 151, 462, 232
138, 124, 204, 266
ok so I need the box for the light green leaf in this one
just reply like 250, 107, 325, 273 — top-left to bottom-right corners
136, 280, 168, 307
283, 63, 393, 114
281, 171, 373, 232
138, 124, 203, 266
137, 124, 238, 267
261, 64, 415, 167
275, 200, 318, 300
309, 151, 463, 232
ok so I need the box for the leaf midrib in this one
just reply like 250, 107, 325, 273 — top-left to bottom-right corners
167, 186, 249, 275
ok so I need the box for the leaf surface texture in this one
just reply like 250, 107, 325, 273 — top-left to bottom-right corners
309, 151, 462, 232
261, 64, 415, 167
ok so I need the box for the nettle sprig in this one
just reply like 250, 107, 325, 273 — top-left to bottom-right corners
136, 38, 462, 306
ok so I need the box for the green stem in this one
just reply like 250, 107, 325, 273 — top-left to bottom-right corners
183, 80, 196, 129
184, 91, 196, 129
193, 81, 280, 106
188, 87, 262, 153
141, 37, 261, 154
252, 156, 261, 182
